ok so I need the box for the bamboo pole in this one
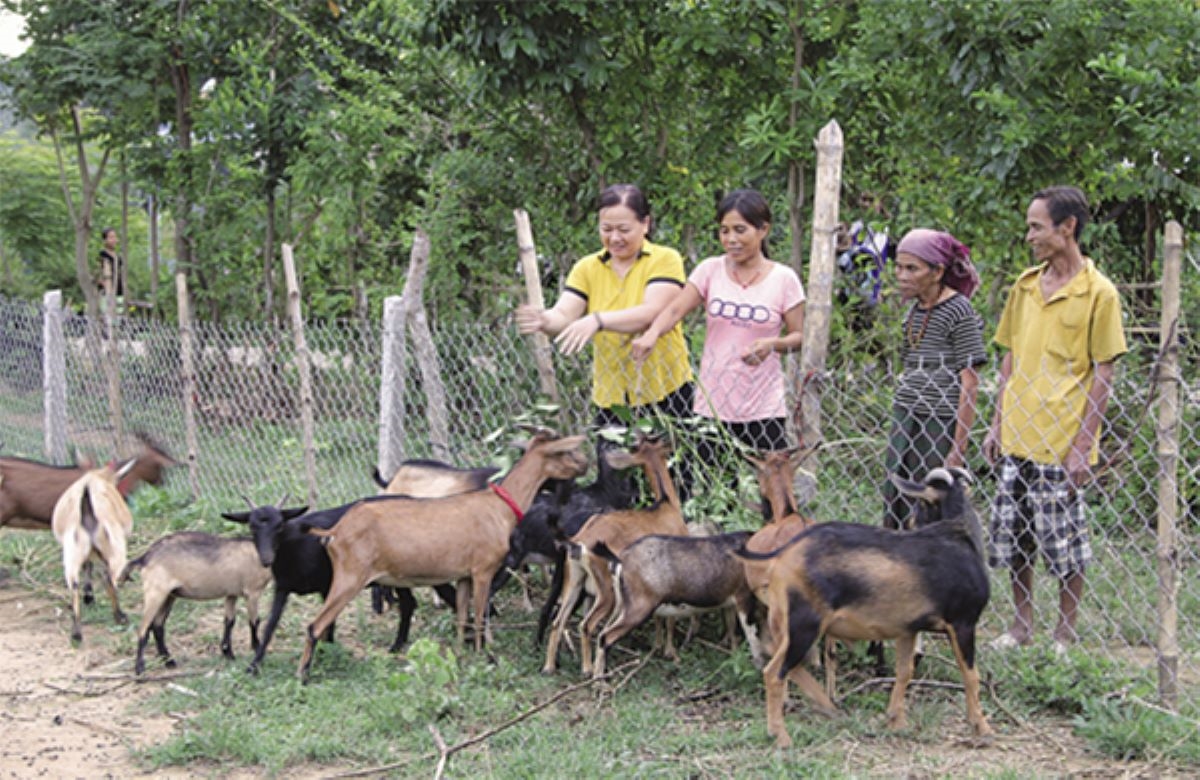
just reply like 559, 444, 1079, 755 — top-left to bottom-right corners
175, 272, 201, 498
1154, 220, 1182, 709
402, 229, 452, 462
42, 290, 67, 464
796, 120, 844, 452
282, 244, 319, 508
377, 295, 408, 484
513, 209, 561, 409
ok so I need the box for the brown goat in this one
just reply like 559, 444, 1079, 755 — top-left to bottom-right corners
541, 433, 687, 676
0, 435, 175, 531
295, 430, 589, 681
736, 468, 992, 748
51, 461, 138, 643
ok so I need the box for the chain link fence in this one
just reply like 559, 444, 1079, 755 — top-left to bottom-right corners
0, 281, 1196, 701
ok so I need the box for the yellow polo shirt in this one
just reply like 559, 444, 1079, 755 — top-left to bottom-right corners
995, 258, 1127, 465
564, 241, 693, 408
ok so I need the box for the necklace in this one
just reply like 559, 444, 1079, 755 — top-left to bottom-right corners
906, 304, 933, 349
730, 259, 767, 289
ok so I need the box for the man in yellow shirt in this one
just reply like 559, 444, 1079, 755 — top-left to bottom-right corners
983, 185, 1127, 654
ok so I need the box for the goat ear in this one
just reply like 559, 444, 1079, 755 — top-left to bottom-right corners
282, 506, 309, 521
222, 510, 251, 524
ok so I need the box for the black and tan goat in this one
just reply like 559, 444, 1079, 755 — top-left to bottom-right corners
51, 461, 138, 643
590, 530, 763, 676
295, 430, 589, 681
121, 532, 271, 675
735, 467, 991, 748
542, 433, 687, 675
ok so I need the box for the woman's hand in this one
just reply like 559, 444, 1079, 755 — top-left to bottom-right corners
630, 332, 658, 365
982, 426, 1002, 466
554, 314, 601, 356
515, 304, 546, 335
741, 339, 775, 366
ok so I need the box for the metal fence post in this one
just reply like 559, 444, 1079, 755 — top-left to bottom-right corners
175, 272, 201, 498
41, 290, 67, 464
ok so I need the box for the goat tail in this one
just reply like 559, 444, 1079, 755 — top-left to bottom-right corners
591, 541, 620, 566
372, 467, 389, 489
118, 555, 147, 585
304, 524, 334, 540
734, 526, 812, 562
79, 485, 99, 537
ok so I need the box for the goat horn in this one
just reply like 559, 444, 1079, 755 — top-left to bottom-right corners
277, 491, 290, 508
240, 493, 257, 510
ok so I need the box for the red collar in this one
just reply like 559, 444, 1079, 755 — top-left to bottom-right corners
489, 483, 524, 523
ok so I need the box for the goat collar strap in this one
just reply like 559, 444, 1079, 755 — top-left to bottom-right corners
489, 483, 525, 523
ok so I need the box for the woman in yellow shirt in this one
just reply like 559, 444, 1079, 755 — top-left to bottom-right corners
516, 184, 694, 429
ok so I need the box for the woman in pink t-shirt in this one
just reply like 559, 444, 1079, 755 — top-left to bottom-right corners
631, 189, 805, 455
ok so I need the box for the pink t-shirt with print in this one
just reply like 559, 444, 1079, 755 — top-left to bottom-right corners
689, 255, 805, 422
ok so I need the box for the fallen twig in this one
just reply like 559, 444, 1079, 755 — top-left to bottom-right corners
324, 658, 641, 779
983, 676, 1027, 729
68, 716, 126, 739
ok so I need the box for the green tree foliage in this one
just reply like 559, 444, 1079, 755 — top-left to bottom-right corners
0, 0, 1195, 325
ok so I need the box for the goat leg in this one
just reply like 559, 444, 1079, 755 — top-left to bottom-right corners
885, 634, 917, 731
220, 595, 238, 660
388, 588, 417, 653
247, 589, 289, 674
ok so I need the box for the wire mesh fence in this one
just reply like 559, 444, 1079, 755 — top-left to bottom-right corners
0, 287, 1196, 701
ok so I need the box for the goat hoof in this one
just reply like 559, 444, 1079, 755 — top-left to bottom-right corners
245, 664, 260, 676
113, 611, 129, 626
164, 658, 178, 669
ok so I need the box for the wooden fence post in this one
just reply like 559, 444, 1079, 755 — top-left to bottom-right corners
797, 120, 844, 454
402, 229, 452, 462
103, 286, 125, 456
1155, 220, 1182, 709
41, 290, 68, 464
282, 244, 319, 508
377, 295, 408, 483
175, 272, 201, 498
514, 209, 562, 413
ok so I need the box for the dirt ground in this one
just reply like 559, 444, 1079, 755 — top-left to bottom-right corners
0, 572, 1191, 779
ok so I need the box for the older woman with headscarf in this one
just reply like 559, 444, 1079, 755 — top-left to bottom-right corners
882, 228, 987, 530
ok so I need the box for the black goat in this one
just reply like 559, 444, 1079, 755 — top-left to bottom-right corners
735, 467, 992, 748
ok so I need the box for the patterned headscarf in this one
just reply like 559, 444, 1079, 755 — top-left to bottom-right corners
896, 228, 980, 299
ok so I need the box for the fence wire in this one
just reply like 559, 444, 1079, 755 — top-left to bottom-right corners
0, 290, 1195, 698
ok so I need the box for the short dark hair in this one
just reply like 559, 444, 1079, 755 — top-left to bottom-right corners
716, 189, 772, 258
101, 227, 117, 240
1031, 186, 1089, 241
597, 184, 651, 221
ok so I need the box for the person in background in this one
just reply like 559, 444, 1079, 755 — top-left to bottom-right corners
631, 189, 804, 464
97, 227, 125, 305
882, 228, 986, 530
516, 184, 695, 488
984, 185, 1127, 654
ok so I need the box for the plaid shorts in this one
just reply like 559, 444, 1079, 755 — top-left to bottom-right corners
988, 456, 1092, 578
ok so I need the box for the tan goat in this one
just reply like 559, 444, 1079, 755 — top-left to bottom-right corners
121, 531, 272, 675
295, 430, 589, 681
541, 433, 687, 676
51, 461, 138, 643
